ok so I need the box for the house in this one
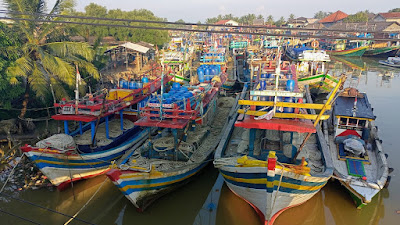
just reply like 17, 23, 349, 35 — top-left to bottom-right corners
214, 20, 239, 26
327, 21, 400, 39
253, 19, 265, 26
319, 10, 348, 27
373, 12, 400, 23
287, 17, 308, 27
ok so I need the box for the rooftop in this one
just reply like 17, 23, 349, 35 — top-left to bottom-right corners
378, 12, 400, 19
327, 21, 400, 32
319, 11, 348, 23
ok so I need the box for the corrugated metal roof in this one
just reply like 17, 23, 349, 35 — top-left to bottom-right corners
334, 95, 375, 119
120, 42, 149, 53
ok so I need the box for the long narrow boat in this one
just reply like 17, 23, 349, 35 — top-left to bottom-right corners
296, 49, 339, 93
106, 68, 229, 210
214, 58, 345, 224
325, 88, 390, 208
326, 46, 369, 57
364, 45, 400, 57
21, 76, 171, 190
378, 56, 400, 68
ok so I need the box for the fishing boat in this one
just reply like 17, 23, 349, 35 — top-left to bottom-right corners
364, 43, 400, 57
321, 40, 369, 57
20, 75, 171, 190
297, 49, 339, 93
378, 56, 400, 68
106, 68, 230, 210
214, 56, 346, 224
285, 45, 312, 61
325, 88, 390, 208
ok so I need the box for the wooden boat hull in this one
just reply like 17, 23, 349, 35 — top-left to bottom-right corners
327, 46, 368, 57
107, 160, 210, 210
218, 164, 329, 225
21, 127, 149, 190
298, 74, 338, 93
364, 46, 400, 57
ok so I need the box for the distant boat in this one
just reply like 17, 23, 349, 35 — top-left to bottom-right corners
378, 57, 400, 68
325, 88, 390, 208
285, 46, 312, 60
326, 46, 369, 57
364, 45, 400, 57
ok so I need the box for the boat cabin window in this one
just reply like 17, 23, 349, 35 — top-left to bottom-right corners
358, 120, 366, 128
338, 117, 366, 130
339, 117, 348, 126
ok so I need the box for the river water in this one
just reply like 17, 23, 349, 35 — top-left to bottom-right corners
0, 57, 399, 225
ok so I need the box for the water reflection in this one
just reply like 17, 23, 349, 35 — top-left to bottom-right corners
0, 58, 399, 225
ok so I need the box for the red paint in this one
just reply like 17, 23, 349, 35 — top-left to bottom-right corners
235, 116, 316, 133
267, 158, 276, 171
135, 117, 189, 129
337, 129, 361, 137
106, 169, 122, 182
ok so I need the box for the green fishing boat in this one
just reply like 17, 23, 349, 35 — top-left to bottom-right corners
364, 46, 400, 57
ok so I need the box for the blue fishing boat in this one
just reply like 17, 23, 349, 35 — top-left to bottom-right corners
106, 69, 230, 210
21, 76, 171, 190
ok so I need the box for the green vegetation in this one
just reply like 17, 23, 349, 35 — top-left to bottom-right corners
314, 11, 331, 19
389, 8, 400, 12
343, 11, 370, 22
68, 3, 169, 46
3, 0, 99, 119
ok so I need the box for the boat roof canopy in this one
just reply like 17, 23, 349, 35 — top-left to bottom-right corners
235, 116, 316, 133
334, 95, 375, 120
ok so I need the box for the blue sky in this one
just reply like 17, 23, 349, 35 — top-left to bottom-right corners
1, 0, 397, 22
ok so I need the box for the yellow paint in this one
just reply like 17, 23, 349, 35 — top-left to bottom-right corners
237, 109, 330, 120
221, 174, 325, 191
119, 170, 199, 192
238, 100, 332, 110
107, 89, 135, 101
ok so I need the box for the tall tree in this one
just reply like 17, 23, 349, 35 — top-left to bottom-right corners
344, 11, 369, 22
314, 11, 331, 19
266, 15, 274, 26
275, 16, 286, 26
4, 0, 99, 120
389, 8, 400, 12
289, 14, 295, 20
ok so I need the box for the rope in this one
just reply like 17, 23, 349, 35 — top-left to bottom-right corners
268, 161, 285, 224
0, 153, 24, 193
63, 178, 107, 225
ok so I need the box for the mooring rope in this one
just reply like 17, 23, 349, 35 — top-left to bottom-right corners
63, 178, 108, 225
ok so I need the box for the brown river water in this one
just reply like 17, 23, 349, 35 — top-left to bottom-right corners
0, 57, 399, 225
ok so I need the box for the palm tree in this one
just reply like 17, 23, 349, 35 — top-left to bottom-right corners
3, 0, 99, 120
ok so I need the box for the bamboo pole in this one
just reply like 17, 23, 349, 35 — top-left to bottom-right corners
292, 75, 346, 162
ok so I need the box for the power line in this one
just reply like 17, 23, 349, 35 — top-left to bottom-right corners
0, 192, 96, 225
1, 15, 399, 42
0, 208, 43, 225
0, 9, 386, 34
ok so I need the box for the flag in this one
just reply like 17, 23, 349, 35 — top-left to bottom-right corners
76, 65, 82, 85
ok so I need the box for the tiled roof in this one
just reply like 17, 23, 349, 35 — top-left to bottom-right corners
215, 20, 231, 25
319, 11, 348, 23
378, 12, 400, 19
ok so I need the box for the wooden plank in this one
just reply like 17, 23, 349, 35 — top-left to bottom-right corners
238, 100, 332, 110
237, 109, 330, 120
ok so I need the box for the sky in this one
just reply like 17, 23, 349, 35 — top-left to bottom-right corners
1, 0, 398, 22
